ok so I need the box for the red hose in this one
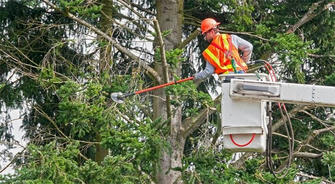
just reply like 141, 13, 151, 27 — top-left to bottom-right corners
230, 133, 256, 147
263, 61, 284, 109
134, 77, 194, 95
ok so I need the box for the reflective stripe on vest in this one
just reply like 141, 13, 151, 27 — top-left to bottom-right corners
204, 49, 233, 71
202, 34, 248, 74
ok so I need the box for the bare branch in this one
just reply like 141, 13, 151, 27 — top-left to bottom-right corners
314, 125, 335, 135
294, 152, 323, 158
308, 53, 335, 58
128, 1, 155, 15
231, 152, 254, 169
152, 19, 169, 83
272, 105, 311, 132
33, 105, 89, 161
116, 0, 154, 26
182, 96, 222, 138
272, 132, 325, 152
113, 12, 156, 38
220, 30, 270, 41
287, 1, 335, 34
153, 19, 172, 119
296, 125, 335, 152
177, 29, 201, 49
0, 147, 26, 173
111, 17, 154, 42
41, 0, 162, 83
297, 172, 335, 184
182, 106, 216, 138
300, 110, 335, 136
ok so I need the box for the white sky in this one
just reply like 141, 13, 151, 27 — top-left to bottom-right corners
0, 109, 27, 175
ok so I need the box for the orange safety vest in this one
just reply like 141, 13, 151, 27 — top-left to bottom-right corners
202, 34, 248, 74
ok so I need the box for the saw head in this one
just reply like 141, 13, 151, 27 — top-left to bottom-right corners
111, 92, 125, 103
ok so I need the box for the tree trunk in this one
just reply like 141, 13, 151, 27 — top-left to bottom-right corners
95, 134, 108, 163
155, 0, 184, 183
94, 0, 113, 163
99, 0, 113, 74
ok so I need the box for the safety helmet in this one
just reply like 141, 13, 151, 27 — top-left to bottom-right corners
201, 18, 220, 34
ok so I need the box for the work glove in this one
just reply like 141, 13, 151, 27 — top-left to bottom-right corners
193, 74, 202, 86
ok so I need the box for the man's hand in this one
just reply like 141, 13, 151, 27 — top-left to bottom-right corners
193, 74, 202, 86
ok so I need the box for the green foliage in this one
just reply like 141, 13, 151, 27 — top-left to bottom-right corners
301, 179, 323, 184
322, 151, 335, 181
79, 156, 150, 184
227, 0, 254, 30
55, 79, 109, 138
183, 148, 233, 183
322, 151, 335, 165
183, 148, 297, 183
184, 0, 254, 30
165, 79, 212, 118
1, 0, 335, 183
0, 141, 80, 184
320, 133, 335, 149
166, 48, 185, 68
0, 141, 150, 184
325, 73, 335, 86
155, 48, 185, 68
255, 24, 272, 37
270, 33, 316, 83
59, 0, 102, 19
100, 115, 165, 172
38, 67, 63, 89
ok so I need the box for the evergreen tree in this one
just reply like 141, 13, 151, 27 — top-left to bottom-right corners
0, 0, 334, 183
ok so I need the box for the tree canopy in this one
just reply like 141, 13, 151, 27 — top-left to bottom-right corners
0, 0, 335, 183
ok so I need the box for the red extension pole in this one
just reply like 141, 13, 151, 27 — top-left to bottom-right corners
134, 77, 194, 95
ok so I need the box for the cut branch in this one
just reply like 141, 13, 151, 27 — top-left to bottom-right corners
314, 125, 335, 135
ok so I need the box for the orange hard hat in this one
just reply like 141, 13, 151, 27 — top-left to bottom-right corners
201, 18, 220, 34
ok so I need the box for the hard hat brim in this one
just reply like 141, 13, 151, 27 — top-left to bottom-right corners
201, 22, 220, 34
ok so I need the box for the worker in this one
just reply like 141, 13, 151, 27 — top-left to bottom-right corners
193, 18, 253, 83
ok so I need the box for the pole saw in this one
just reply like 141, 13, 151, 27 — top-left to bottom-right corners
111, 77, 194, 103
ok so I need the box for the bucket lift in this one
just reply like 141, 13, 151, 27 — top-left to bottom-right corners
220, 73, 335, 152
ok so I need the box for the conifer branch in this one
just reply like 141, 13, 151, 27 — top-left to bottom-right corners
42, 0, 162, 83
33, 105, 89, 161
287, 1, 335, 34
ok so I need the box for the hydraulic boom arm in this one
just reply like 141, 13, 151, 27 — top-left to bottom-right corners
229, 79, 335, 107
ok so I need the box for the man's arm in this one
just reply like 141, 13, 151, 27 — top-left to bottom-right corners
231, 34, 253, 63
194, 61, 215, 81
